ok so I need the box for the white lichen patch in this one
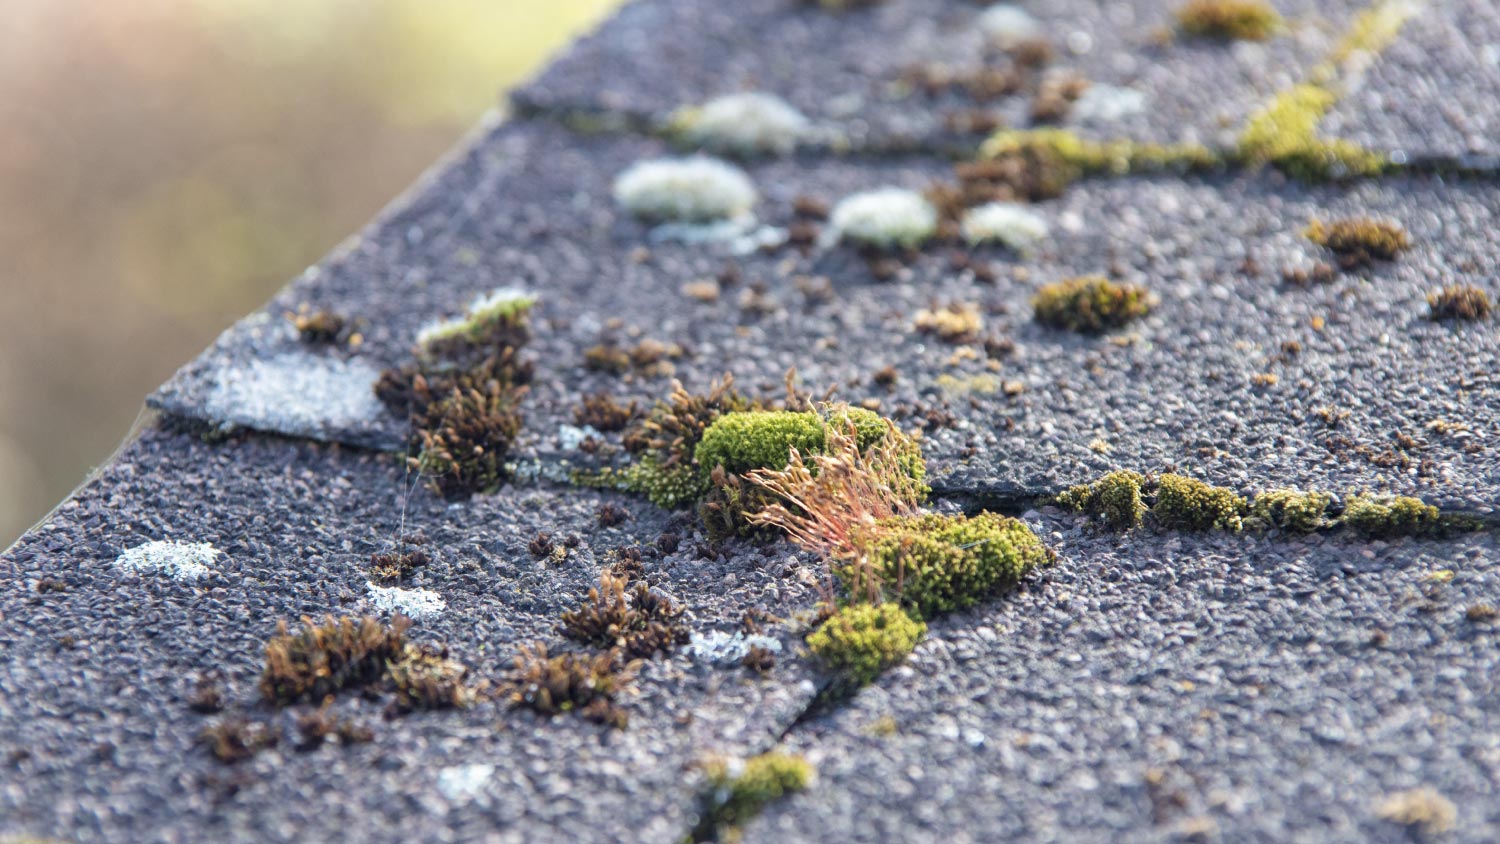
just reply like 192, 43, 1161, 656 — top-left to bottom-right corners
366, 582, 447, 619
830, 188, 938, 249
557, 424, 602, 451
686, 630, 783, 666
1070, 84, 1148, 123
415, 287, 535, 349
978, 5, 1041, 48
436, 764, 494, 802
613, 157, 757, 223
206, 354, 383, 438
674, 92, 810, 156
960, 202, 1050, 251
115, 540, 219, 581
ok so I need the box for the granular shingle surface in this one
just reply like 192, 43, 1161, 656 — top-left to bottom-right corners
9, 0, 1500, 841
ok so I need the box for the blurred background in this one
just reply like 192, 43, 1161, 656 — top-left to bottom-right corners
0, 0, 620, 548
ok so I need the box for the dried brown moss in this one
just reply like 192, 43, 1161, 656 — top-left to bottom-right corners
1306, 218, 1410, 270
1428, 285, 1492, 322
506, 643, 635, 728
1176, 0, 1281, 41
410, 382, 524, 498
200, 717, 278, 764
259, 615, 408, 706
1033, 276, 1152, 333
575, 393, 639, 432
559, 572, 690, 659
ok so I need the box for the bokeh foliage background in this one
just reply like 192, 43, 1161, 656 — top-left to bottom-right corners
0, 0, 619, 547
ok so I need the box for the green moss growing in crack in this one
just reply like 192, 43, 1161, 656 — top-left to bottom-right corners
1250, 488, 1332, 533
1237, 84, 1389, 180
1176, 0, 1281, 41
695, 411, 828, 476
1154, 473, 1247, 532
700, 752, 814, 837
1343, 494, 1440, 539
1306, 217, 1410, 269
977, 129, 1217, 198
848, 512, 1052, 618
1056, 470, 1148, 530
806, 603, 925, 686
1033, 276, 1152, 334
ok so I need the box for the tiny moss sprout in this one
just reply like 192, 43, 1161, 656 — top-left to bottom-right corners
672, 92, 809, 156
806, 603, 925, 685
613, 157, 758, 222
830, 188, 939, 249
960, 201, 1049, 251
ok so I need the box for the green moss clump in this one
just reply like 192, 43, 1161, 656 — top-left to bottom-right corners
806, 603, 925, 685
1237, 85, 1389, 180
1250, 489, 1332, 533
1153, 474, 1247, 532
1306, 217, 1410, 269
618, 454, 712, 509
851, 512, 1051, 618
976, 130, 1217, 200
1056, 470, 1148, 529
701, 752, 814, 835
1176, 0, 1281, 41
1033, 276, 1152, 334
695, 411, 827, 476
1343, 494, 1440, 539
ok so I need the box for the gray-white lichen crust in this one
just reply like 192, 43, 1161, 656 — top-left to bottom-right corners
114, 540, 220, 581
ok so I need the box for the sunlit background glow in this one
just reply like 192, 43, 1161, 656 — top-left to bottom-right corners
0, 0, 620, 546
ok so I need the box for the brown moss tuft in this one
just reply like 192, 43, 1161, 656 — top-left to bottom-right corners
369, 547, 430, 586
200, 717, 278, 764
506, 643, 635, 728
575, 393, 639, 432
560, 572, 690, 659
1428, 285, 1491, 322
1305, 218, 1409, 270
410, 382, 523, 498
287, 305, 349, 345
914, 302, 984, 344
1033, 276, 1152, 333
387, 644, 480, 711
259, 615, 408, 706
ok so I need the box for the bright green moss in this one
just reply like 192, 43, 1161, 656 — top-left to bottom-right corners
1153, 473, 1247, 532
1032, 276, 1152, 334
618, 455, 712, 510
1056, 470, 1147, 530
1237, 84, 1388, 180
825, 405, 928, 488
806, 603, 925, 685
1250, 489, 1332, 533
1176, 0, 1282, 41
979, 129, 1216, 192
1343, 494, 1440, 539
701, 752, 814, 834
850, 512, 1051, 618
695, 411, 827, 476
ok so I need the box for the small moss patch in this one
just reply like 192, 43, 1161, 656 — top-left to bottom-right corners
560, 572, 690, 659
1154, 474, 1247, 532
1056, 470, 1147, 529
1343, 494, 1440, 539
1306, 218, 1409, 269
1250, 489, 1331, 533
1428, 285, 1491, 321
1237, 85, 1388, 180
695, 411, 828, 476
806, 603, 925, 686
1033, 276, 1152, 334
260, 615, 408, 705
506, 643, 634, 729
1176, 0, 1281, 41
849, 512, 1051, 618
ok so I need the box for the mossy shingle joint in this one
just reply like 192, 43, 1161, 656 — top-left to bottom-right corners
1056, 470, 1148, 530
697, 752, 814, 841
806, 602, 925, 687
1033, 276, 1153, 334
1154, 473, 1248, 532
1343, 494, 1441, 539
1249, 489, 1332, 533
846, 512, 1052, 619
